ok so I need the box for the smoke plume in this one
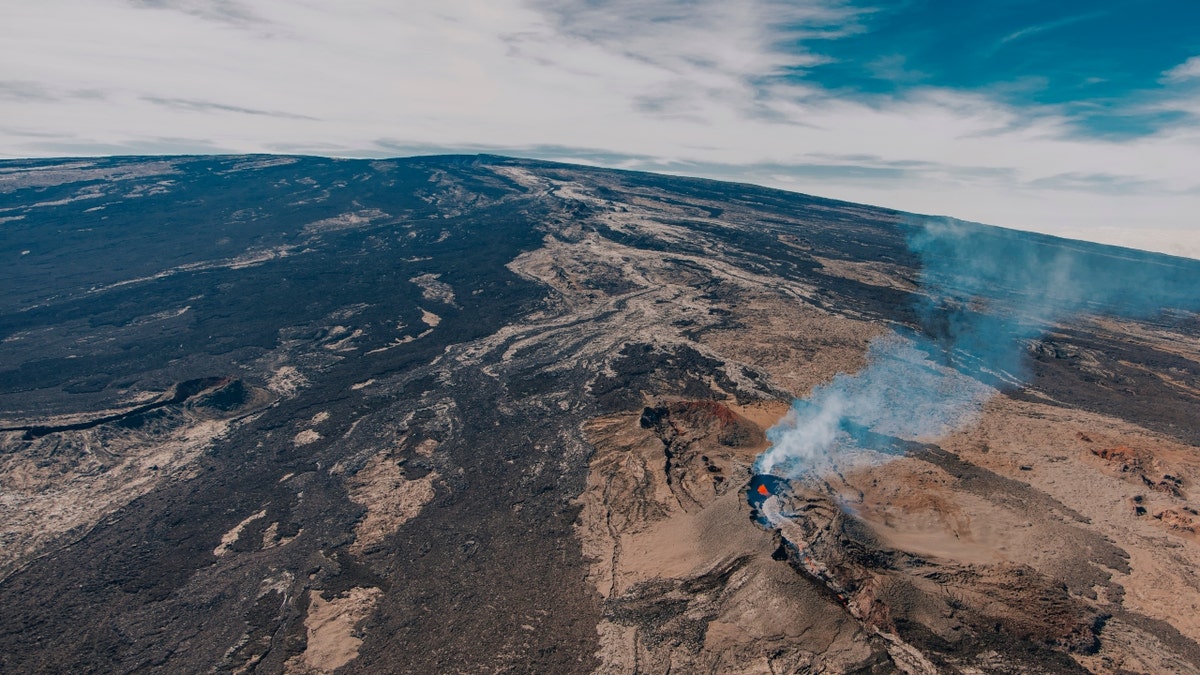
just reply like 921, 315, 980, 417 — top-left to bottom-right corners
754, 219, 1200, 478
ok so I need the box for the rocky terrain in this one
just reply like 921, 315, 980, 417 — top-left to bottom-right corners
0, 154, 1198, 673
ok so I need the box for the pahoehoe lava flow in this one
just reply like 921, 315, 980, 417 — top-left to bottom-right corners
1, 154, 1199, 674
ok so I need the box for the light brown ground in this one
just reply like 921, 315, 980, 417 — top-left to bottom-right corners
579, 404, 882, 673
758, 390, 1200, 674
213, 509, 267, 557
345, 449, 437, 557
1, 415, 239, 579
937, 397, 1200, 649
284, 587, 383, 674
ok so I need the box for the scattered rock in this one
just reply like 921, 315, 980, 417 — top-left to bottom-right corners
1155, 508, 1200, 536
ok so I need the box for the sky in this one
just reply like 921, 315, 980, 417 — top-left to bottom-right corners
2, 0, 1200, 258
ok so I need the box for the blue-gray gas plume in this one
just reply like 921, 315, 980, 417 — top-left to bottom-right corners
754, 219, 1200, 478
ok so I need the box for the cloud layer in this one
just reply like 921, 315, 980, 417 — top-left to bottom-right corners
2, 1, 1198, 257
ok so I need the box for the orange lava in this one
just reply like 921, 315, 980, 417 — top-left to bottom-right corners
757, 484, 770, 496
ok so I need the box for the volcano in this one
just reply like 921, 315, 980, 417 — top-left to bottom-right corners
1, 154, 1199, 674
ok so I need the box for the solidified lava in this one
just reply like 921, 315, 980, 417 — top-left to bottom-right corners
8, 377, 237, 440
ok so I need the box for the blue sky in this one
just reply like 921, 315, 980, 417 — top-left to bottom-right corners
799, 0, 1200, 137
2, 0, 1199, 256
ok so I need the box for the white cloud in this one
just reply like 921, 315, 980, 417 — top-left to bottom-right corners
1162, 56, 1200, 83
995, 11, 1107, 47
1, 1, 1198, 258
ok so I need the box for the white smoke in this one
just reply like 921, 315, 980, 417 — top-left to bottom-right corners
754, 218, 1200, 479
754, 333, 993, 477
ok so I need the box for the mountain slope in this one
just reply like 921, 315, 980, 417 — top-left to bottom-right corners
1, 155, 1198, 673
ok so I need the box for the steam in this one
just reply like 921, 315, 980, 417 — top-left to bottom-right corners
755, 333, 991, 476
755, 218, 1200, 478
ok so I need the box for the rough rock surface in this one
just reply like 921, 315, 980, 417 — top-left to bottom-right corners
0, 154, 1198, 673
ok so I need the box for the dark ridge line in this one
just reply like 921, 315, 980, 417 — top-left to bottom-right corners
0, 376, 232, 440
